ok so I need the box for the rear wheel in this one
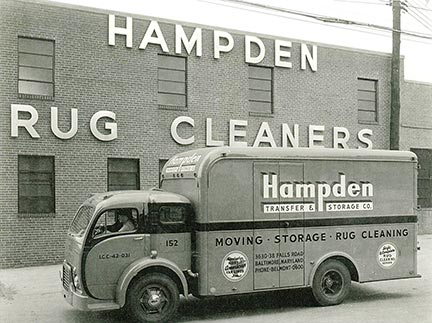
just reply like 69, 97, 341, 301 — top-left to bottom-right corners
312, 259, 351, 306
127, 273, 179, 323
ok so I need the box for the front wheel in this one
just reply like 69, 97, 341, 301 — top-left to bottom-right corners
127, 273, 180, 323
312, 259, 351, 306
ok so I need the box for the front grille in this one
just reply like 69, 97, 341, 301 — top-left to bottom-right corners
63, 263, 71, 290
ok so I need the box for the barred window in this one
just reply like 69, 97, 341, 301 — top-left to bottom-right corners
108, 158, 140, 191
18, 37, 54, 98
412, 148, 432, 208
357, 78, 377, 123
248, 66, 273, 114
158, 55, 186, 108
18, 155, 55, 213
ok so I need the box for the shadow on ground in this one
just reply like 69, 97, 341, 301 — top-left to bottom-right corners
70, 283, 412, 322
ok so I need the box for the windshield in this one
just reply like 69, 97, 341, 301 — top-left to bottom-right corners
70, 205, 94, 237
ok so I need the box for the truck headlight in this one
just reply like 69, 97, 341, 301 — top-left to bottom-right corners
71, 267, 82, 294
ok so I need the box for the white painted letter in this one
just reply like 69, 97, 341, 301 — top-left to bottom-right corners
362, 182, 374, 197
263, 174, 278, 199
214, 30, 234, 59
108, 15, 133, 48
171, 116, 194, 145
206, 118, 224, 146
357, 129, 373, 149
333, 126, 350, 149
245, 36, 265, 64
11, 104, 40, 138
253, 122, 276, 147
317, 183, 331, 212
332, 174, 346, 197
229, 119, 247, 147
301, 43, 317, 71
90, 111, 117, 141
140, 21, 169, 52
348, 183, 360, 197
282, 124, 299, 148
175, 25, 202, 56
275, 40, 292, 68
51, 107, 78, 140
308, 125, 325, 148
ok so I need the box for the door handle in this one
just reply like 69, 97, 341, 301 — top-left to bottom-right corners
134, 236, 144, 241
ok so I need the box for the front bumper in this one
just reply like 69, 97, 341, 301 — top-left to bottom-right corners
61, 263, 120, 311
63, 284, 92, 311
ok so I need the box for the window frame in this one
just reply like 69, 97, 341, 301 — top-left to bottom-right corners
107, 158, 140, 192
248, 64, 274, 116
357, 77, 378, 125
91, 207, 139, 240
18, 155, 55, 215
17, 36, 55, 100
411, 148, 432, 208
157, 54, 187, 110
146, 203, 192, 234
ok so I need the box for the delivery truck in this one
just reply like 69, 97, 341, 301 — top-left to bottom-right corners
61, 147, 420, 322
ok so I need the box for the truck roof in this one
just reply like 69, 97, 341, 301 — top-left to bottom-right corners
162, 147, 417, 179
84, 189, 191, 210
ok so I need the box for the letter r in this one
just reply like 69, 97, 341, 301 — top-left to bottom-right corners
11, 104, 40, 138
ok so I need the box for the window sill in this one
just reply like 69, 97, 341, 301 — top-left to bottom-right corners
19, 93, 54, 101
249, 112, 274, 118
358, 120, 379, 125
18, 212, 56, 218
158, 105, 188, 111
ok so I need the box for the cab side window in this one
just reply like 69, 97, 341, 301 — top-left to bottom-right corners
147, 203, 191, 233
93, 208, 138, 238
159, 205, 186, 224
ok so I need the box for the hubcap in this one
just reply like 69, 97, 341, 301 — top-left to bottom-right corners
139, 286, 169, 315
148, 293, 161, 307
321, 270, 343, 296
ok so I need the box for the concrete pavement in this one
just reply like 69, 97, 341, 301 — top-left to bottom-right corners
1, 235, 432, 323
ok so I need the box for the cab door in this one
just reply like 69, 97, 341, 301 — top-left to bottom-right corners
84, 208, 148, 300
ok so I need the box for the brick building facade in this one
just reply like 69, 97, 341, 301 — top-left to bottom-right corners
0, 0, 430, 268
401, 81, 432, 234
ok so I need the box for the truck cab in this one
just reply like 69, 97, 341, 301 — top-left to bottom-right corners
62, 189, 193, 322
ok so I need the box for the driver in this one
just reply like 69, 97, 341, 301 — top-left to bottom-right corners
118, 211, 136, 232
106, 209, 136, 233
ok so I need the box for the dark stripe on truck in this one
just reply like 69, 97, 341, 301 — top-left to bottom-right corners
193, 215, 417, 232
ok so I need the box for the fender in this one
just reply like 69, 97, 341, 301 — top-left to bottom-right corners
307, 251, 361, 286
116, 256, 189, 307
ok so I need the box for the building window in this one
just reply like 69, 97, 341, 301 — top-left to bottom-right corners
159, 159, 168, 185
357, 78, 377, 123
158, 55, 186, 108
108, 158, 140, 191
248, 65, 273, 114
18, 155, 55, 214
412, 148, 432, 208
18, 37, 54, 98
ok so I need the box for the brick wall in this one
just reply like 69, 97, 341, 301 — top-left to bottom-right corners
401, 81, 432, 234
0, 0, 393, 268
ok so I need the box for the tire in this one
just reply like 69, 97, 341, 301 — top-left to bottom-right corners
312, 259, 351, 306
127, 273, 180, 323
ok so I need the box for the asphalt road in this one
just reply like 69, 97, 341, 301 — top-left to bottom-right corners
1, 235, 431, 323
